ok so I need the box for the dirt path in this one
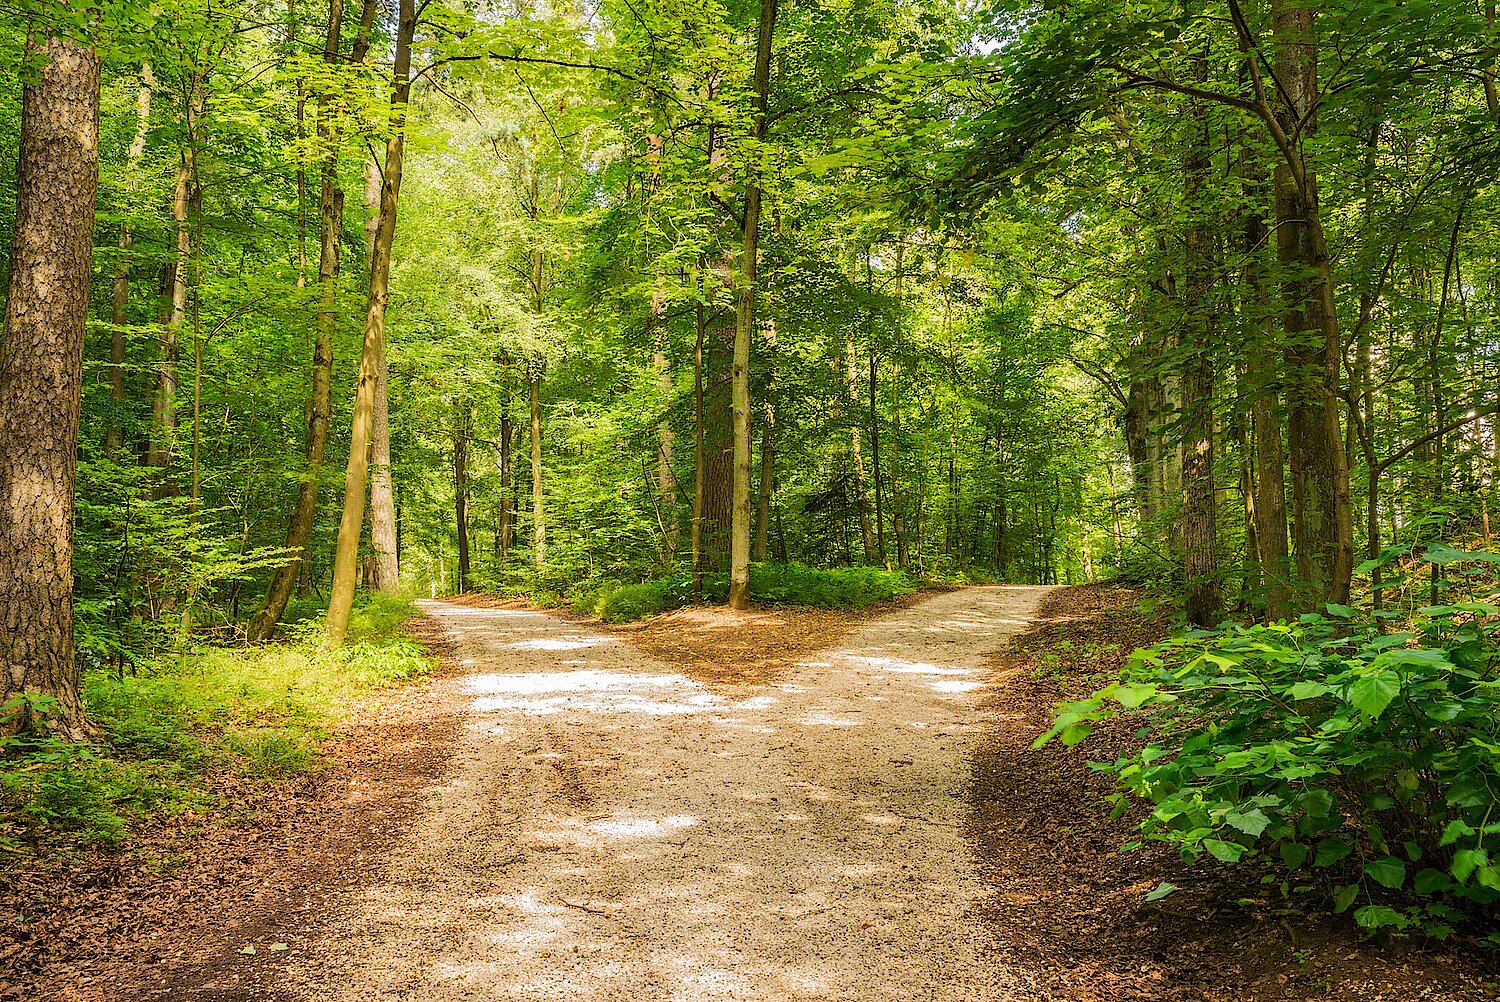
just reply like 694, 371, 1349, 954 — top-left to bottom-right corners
281, 585, 1051, 1001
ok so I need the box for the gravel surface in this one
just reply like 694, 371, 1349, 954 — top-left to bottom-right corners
285, 585, 1053, 1001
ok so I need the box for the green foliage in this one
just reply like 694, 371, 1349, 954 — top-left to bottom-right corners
593, 563, 916, 622
1040, 595, 1500, 938
0, 597, 433, 853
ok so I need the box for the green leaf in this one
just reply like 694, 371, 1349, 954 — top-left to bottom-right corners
1439, 819, 1474, 848
1204, 838, 1245, 862
1452, 848, 1488, 883
1144, 881, 1177, 902
1314, 837, 1351, 867
1354, 905, 1409, 930
1413, 868, 1453, 894
1059, 721, 1093, 747
1225, 809, 1270, 838
1363, 856, 1406, 890
1332, 883, 1359, 913
1324, 603, 1355, 618
1280, 842, 1309, 870
1347, 671, 1400, 718
1286, 681, 1330, 700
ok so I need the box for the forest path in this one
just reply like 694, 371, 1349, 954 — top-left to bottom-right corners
289, 586, 1052, 1001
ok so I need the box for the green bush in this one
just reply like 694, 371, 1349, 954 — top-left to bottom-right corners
591, 563, 916, 622
1039, 593, 1500, 940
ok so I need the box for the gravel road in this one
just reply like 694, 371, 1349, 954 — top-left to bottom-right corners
289, 586, 1052, 1001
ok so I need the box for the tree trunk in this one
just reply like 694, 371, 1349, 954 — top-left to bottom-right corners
848, 341, 874, 563
650, 298, 677, 554
1180, 80, 1220, 627
754, 397, 774, 561
367, 153, 399, 592
0, 36, 101, 738
453, 400, 471, 594
147, 146, 191, 480
497, 398, 514, 562
251, 0, 352, 640
529, 370, 545, 568
691, 293, 706, 595
728, 0, 778, 609
107, 65, 152, 457
324, 0, 414, 646
1271, 0, 1353, 606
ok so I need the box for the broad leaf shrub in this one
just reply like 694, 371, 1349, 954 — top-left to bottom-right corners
1038, 593, 1500, 942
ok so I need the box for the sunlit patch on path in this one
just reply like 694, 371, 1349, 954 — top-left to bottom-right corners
288, 587, 1052, 1001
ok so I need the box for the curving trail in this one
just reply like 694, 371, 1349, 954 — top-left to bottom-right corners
288, 586, 1052, 1001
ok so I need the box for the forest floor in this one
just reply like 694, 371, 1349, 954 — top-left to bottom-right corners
14, 586, 1500, 1000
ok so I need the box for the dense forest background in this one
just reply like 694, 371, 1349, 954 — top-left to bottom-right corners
6, 0, 1493, 667
10, 0, 1500, 954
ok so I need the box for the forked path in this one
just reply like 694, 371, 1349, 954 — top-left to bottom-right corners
290, 586, 1052, 1001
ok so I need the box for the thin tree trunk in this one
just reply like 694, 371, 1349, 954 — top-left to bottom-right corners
453, 400, 471, 593
529, 371, 544, 568
728, 0, 779, 609
107, 66, 152, 456
754, 398, 774, 561
650, 296, 677, 555
0, 35, 102, 738
324, 0, 414, 645
497, 396, 514, 561
691, 291, 706, 596
848, 340, 874, 563
148, 145, 191, 480
366, 152, 399, 591
251, 0, 356, 640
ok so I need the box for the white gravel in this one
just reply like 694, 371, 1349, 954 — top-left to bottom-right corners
289, 585, 1053, 1001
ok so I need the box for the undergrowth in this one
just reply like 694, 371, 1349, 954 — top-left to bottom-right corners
592, 563, 918, 622
0, 593, 434, 854
1041, 544, 1500, 946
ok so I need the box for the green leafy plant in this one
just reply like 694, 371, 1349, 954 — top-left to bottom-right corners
1038, 592, 1500, 938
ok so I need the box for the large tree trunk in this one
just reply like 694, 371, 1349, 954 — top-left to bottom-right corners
107, 65, 153, 456
1270, 0, 1353, 606
366, 152, 399, 592
251, 0, 354, 640
324, 0, 414, 645
728, 0, 779, 609
0, 36, 102, 738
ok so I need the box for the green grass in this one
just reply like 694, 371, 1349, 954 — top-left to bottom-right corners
0, 592, 435, 853
593, 563, 918, 623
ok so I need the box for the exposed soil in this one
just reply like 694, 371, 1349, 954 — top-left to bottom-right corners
276, 587, 1051, 1001
13, 586, 1500, 1001
441, 589, 942, 687
13, 616, 472, 1002
970, 583, 1500, 1001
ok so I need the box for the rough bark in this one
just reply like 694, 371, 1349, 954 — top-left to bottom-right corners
325, 0, 414, 646
0, 36, 102, 738
1270, 0, 1354, 605
728, 0, 778, 609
